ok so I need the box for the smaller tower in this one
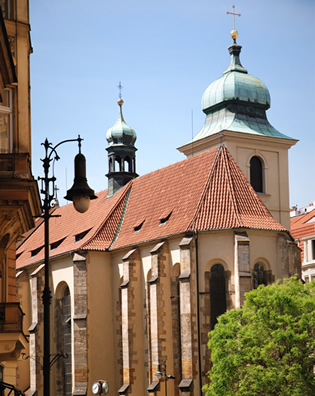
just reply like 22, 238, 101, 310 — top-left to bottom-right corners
106, 98, 138, 196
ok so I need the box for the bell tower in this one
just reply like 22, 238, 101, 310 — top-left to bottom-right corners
178, 14, 297, 230
106, 98, 138, 196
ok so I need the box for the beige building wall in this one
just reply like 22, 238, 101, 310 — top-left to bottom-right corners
16, 224, 300, 395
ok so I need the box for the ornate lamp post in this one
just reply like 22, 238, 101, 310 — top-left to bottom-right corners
39, 136, 97, 396
155, 360, 175, 396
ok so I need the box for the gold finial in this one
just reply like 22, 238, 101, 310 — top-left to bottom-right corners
117, 81, 124, 106
227, 5, 241, 41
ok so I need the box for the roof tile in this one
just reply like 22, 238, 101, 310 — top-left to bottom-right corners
17, 146, 288, 268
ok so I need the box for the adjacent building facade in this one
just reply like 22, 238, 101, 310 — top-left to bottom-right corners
291, 202, 315, 283
16, 29, 300, 396
0, 0, 41, 390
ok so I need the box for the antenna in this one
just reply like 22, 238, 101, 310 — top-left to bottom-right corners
54, 184, 59, 200
191, 109, 194, 157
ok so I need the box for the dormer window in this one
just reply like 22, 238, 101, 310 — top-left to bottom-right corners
159, 211, 172, 225
50, 238, 65, 250
31, 246, 44, 257
134, 220, 145, 232
16, 252, 22, 260
75, 229, 91, 242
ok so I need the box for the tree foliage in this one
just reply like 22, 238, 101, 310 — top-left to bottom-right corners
203, 277, 315, 396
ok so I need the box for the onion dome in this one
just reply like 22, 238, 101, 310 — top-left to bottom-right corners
183, 38, 296, 143
202, 44, 270, 114
106, 99, 137, 146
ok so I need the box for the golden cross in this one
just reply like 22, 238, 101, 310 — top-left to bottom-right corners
117, 81, 123, 99
227, 5, 241, 31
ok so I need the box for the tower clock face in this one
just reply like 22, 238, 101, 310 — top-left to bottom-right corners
102, 381, 109, 394
92, 382, 101, 394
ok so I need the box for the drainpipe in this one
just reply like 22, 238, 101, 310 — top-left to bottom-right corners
194, 230, 202, 395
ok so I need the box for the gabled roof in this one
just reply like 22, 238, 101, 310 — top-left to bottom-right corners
187, 146, 286, 232
290, 208, 315, 240
16, 146, 287, 269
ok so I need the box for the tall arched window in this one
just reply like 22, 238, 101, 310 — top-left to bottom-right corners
115, 157, 121, 171
250, 156, 263, 193
210, 264, 226, 329
253, 263, 265, 289
124, 156, 132, 172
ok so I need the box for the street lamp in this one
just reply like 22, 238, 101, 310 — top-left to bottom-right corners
39, 136, 97, 396
155, 360, 175, 396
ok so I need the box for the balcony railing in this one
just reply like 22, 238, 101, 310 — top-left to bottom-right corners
0, 303, 24, 333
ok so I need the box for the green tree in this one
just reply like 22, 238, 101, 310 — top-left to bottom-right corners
203, 277, 315, 396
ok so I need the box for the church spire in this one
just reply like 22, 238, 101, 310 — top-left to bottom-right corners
106, 91, 138, 197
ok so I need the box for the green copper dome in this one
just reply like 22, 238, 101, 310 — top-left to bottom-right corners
183, 41, 296, 142
106, 99, 137, 146
202, 44, 270, 113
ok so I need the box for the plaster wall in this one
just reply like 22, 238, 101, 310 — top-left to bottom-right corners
197, 229, 290, 297
232, 139, 290, 230
87, 251, 117, 394
51, 257, 73, 295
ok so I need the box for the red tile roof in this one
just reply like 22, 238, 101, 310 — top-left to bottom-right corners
290, 209, 315, 240
187, 146, 286, 232
290, 209, 315, 264
17, 146, 287, 269
16, 187, 129, 269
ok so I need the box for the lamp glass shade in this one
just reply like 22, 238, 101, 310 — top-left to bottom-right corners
72, 195, 90, 213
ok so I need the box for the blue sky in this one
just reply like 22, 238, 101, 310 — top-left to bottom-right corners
30, 0, 314, 209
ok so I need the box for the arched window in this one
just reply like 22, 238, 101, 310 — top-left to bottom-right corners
124, 156, 132, 172
115, 157, 121, 171
109, 157, 114, 172
253, 263, 265, 289
250, 156, 263, 193
210, 264, 226, 329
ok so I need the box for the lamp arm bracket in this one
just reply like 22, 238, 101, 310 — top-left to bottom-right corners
46, 136, 83, 161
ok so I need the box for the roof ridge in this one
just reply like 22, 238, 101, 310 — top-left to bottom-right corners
221, 145, 243, 226
108, 186, 132, 249
188, 146, 222, 231
81, 182, 132, 250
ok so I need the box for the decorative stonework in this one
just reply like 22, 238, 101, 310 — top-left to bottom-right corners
179, 236, 194, 396
148, 241, 168, 387
73, 253, 88, 392
120, 247, 146, 394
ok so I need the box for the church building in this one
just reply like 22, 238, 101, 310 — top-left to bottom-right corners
16, 27, 300, 396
